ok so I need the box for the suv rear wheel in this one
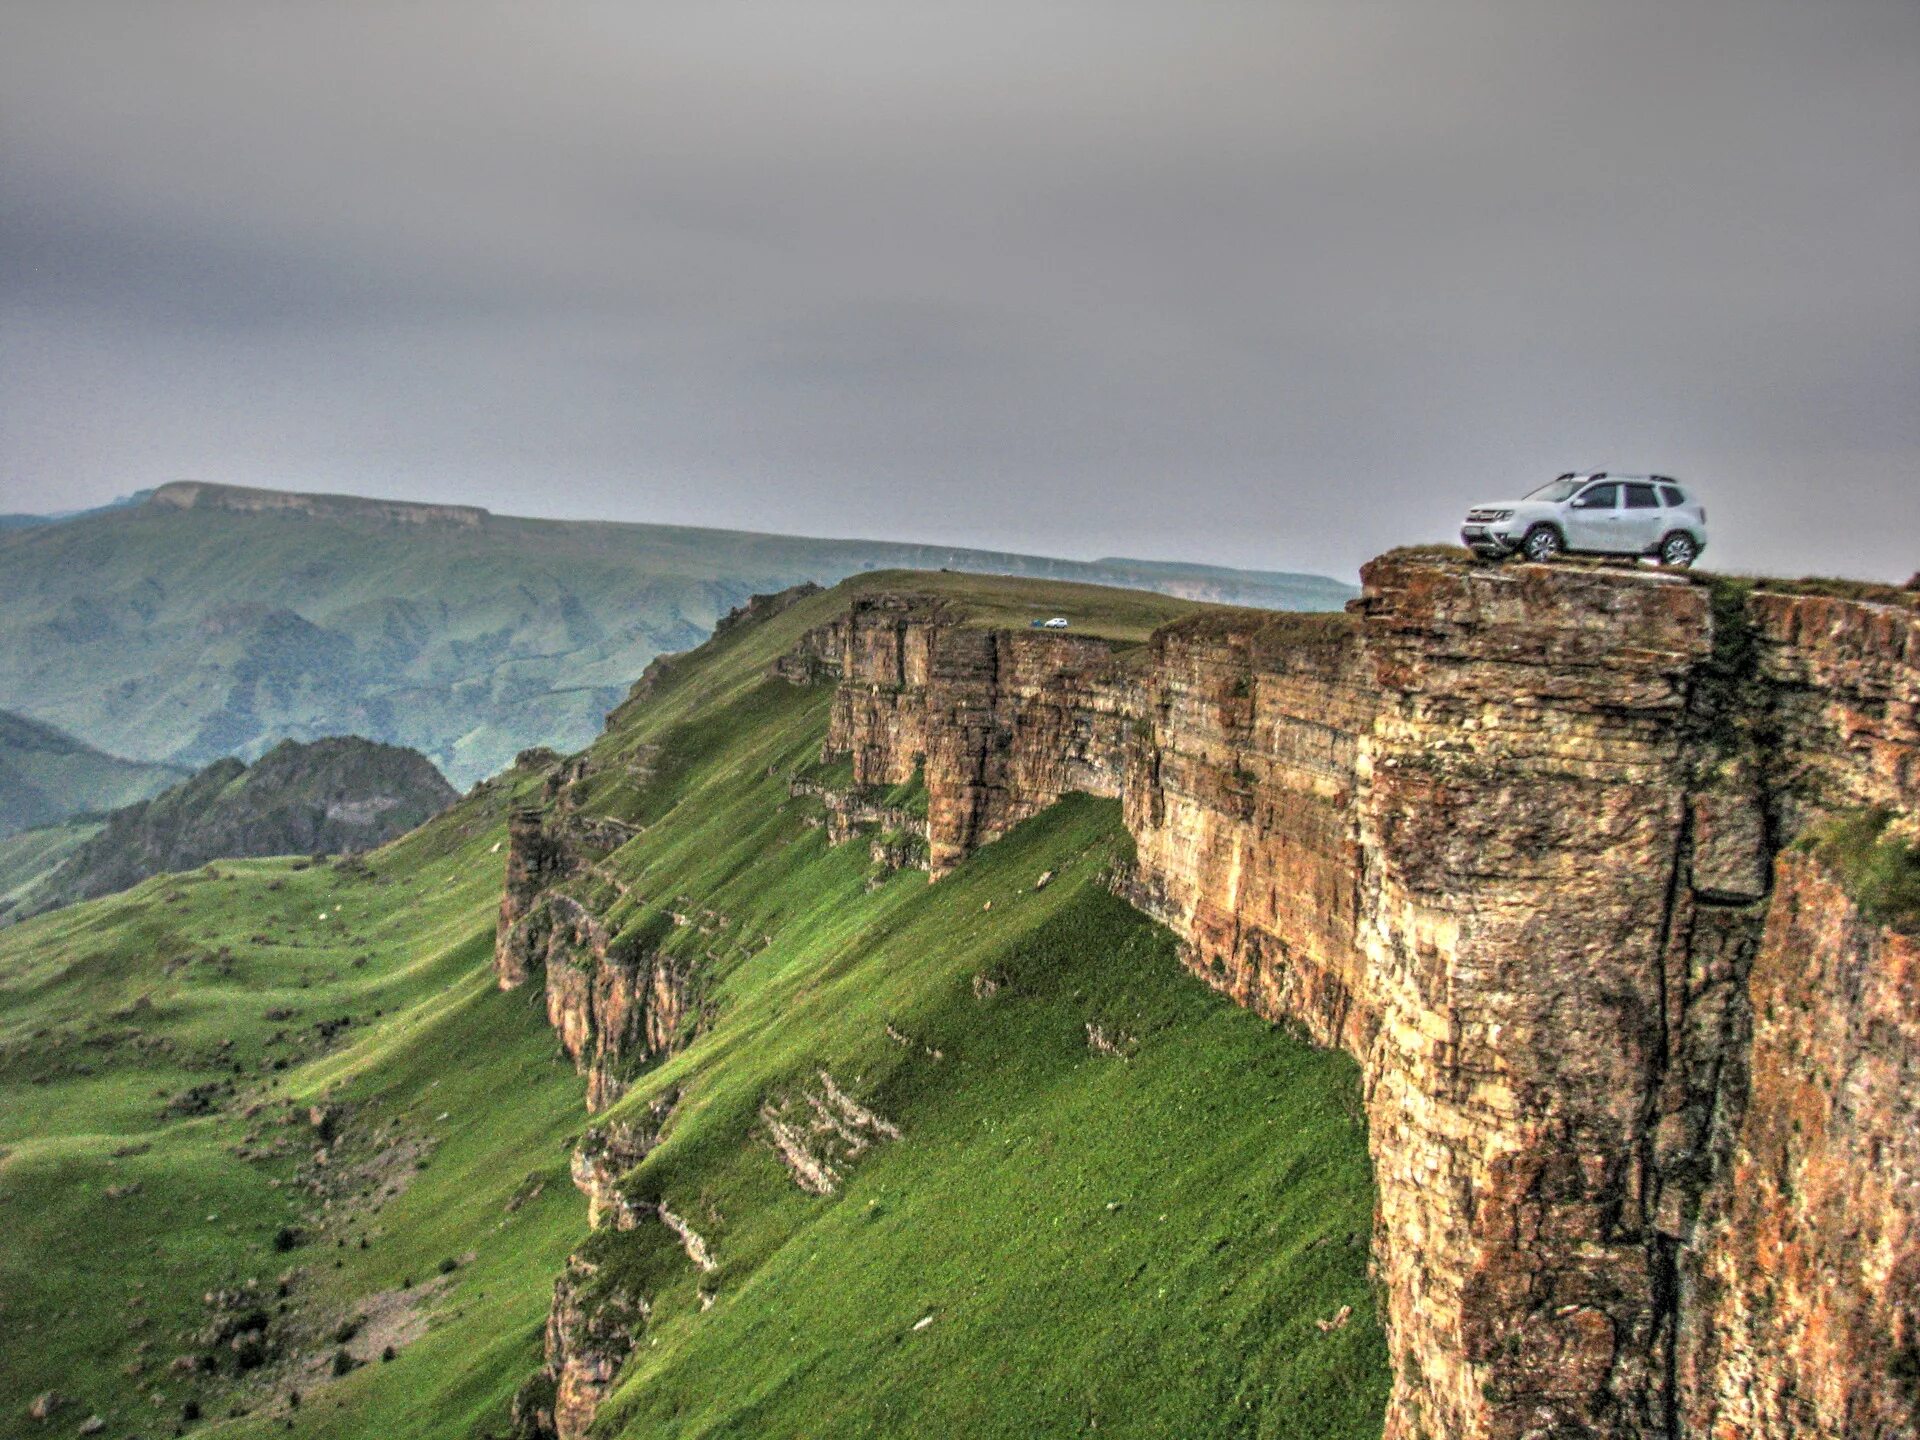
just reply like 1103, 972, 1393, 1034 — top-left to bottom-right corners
1521, 525, 1564, 563
1659, 532, 1698, 569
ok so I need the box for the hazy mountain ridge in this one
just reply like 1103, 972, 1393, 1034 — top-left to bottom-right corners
0, 708, 187, 838
0, 487, 154, 532
0, 484, 1354, 787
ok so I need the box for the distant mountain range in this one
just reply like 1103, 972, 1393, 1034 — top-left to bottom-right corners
0, 487, 154, 531
0, 481, 1355, 787
0, 709, 186, 838
0, 734, 455, 923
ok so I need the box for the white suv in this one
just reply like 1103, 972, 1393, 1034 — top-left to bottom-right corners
1461, 474, 1708, 568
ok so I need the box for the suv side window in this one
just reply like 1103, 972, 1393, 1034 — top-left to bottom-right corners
1624, 483, 1659, 509
1659, 485, 1685, 508
1572, 482, 1618, 509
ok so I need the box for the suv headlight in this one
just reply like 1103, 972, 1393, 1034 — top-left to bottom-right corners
1491, 509, 1513, 521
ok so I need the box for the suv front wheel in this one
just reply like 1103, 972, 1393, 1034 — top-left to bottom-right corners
1659, 532, 1698, 569
1521, 525, 1564, 563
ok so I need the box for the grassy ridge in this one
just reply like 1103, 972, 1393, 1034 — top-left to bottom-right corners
0, 570, 1386, 1439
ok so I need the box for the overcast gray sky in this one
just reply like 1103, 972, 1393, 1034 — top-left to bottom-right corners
3, 2, 1915, 581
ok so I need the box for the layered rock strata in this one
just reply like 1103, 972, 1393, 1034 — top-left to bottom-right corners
771, 556, 1918, 1439
501, 554, 1916, 1439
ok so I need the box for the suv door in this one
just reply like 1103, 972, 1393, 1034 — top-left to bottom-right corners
1620, 482, 1664, 552
1564, 481, 1619, 550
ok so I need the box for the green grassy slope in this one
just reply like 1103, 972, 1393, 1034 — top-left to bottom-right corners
0, 820, 99, 913
0, 490, 1354, 787
0, 779, 588, 1436
0, 709, 187, 838
0, 572, 1385, 1440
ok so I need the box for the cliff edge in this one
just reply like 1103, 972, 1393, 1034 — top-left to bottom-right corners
501, 556, 1918, 1438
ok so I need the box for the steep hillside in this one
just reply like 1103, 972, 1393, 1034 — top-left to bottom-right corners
0, 737, 457, 924
0, 573, 1384, 1440
0, 481, 1355, 786
0, 709, 186, 838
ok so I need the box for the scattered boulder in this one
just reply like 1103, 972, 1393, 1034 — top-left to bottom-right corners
1315, 1304, 1353, 1333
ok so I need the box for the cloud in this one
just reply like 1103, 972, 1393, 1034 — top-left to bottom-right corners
3, 1, 1916, 579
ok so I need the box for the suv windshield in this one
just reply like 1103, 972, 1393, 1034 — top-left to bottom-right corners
1524, 478, 1583, 503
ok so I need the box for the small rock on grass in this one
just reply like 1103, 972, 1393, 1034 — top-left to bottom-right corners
1315, 1304, 1352, 1333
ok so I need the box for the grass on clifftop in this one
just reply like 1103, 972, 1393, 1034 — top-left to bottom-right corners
831, 567, 1208, 645
0, 571, 1386, 1439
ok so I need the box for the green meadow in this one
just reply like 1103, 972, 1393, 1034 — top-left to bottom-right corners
0, 574, 1386, 1439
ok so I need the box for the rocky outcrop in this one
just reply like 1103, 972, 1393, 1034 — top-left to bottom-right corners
496, 807, 581, 988
511, 890, 694, 1114
495, 807, 697, 1113
571, 1091, 679, 1229
515, 1255, 651, 1440
759, 1069, 902, 1196
793, 592, 1138, 876
775, 556, 1919, 1439
787, 775, 929, 870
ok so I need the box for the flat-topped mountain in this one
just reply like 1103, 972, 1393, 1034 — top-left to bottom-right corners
0, 484, 1354, 787
0, 735, 456, 922
149, 480, 491, 527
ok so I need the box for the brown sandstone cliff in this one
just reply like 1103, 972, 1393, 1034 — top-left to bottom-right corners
498, 556, 1917, 1439
775, 555, 1917, 1439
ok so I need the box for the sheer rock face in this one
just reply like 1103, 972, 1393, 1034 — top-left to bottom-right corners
777, 557, 1919, 1439
536, 895, 690, 1113
810, 593, 1136, 875
1678, 852, 1920, 1439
